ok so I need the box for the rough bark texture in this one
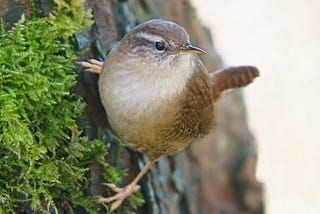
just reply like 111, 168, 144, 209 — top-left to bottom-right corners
1, 0, 264, 213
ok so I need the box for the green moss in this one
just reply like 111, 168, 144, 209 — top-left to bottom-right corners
0, 0, 145, 213
0, 0, 124, 213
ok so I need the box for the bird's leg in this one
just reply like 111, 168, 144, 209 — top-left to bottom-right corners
76, 59, 103, 74
98, 160, 155, 212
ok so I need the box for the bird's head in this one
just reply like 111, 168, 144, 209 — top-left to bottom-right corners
116, 19, 207, 71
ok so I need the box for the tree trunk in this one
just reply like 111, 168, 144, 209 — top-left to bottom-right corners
1, 0, 264, 213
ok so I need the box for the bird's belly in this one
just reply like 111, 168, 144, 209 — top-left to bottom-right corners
101, 85, 190, 158
99, 62, 199, 158
106, 92, 177, 138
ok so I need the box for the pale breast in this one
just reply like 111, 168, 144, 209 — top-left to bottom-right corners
99, 54, 214, 159
98, 54, 193, 154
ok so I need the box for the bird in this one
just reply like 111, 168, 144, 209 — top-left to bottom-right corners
79, 19, 259, 211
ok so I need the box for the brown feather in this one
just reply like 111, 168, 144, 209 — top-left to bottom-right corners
210, 66, 260, 102
151, 57, 215, 159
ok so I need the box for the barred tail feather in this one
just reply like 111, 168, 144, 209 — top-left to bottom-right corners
210, 66, 260, 102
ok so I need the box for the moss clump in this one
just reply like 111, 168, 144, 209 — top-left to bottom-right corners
0, 0, 115, 213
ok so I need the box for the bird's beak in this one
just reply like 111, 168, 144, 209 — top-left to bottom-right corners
179, 44, 207, 55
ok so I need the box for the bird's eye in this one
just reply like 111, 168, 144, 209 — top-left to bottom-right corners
155, 41, 165, 51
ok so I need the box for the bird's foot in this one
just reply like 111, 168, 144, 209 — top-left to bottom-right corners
76, 59, 103, 74
98, 183, 141, 212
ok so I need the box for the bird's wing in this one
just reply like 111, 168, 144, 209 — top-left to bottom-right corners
160, 59, 215, 142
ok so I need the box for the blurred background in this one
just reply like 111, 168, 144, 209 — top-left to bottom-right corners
192, 0, 320, 213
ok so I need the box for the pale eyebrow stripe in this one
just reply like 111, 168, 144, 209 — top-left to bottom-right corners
134, 32, 164, 43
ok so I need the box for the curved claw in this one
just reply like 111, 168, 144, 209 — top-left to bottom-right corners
97, 184, 141, 211
97, 160, 154, 212
110, 199, 124, 212
88, 59, 104, 66
102, 183, 122, 193
76, 59, 103, 74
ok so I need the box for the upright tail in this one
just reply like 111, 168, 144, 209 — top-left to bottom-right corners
210, 66, 260, 102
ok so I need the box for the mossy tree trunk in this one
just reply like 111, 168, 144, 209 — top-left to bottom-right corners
1, 0, 264, 213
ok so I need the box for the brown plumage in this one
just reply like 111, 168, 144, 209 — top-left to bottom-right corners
152, 57, 215, 158
79, 19, 259, 211
211, 66, 260, 101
